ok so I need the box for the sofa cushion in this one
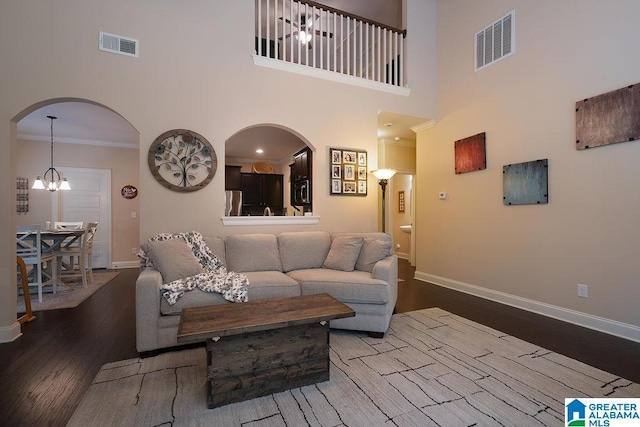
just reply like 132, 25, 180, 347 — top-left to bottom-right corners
355, 237, 393, 273
140, 239, 203, 284
287, 268, 389, 305
204, 236, 226, 267
323, 236, 364, 272
225, 234, 282, 272
278, 231, 331, 272
160, 271, 299, 315
242, 271, 301, 300
160, 287, 228, 315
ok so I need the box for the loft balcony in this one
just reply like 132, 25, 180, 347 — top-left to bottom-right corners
254, 0, 410, 95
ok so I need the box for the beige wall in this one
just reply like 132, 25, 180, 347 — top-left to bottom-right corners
16, 139, 140, 265
0, 0, 437, 339
416, 0, 640, 334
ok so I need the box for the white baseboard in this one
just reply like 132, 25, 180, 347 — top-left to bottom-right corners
415, 271, 640, 343
0, 321, 22, 343
110, 261, 139, 269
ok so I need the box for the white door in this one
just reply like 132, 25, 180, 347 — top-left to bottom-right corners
52, 167, 112, 269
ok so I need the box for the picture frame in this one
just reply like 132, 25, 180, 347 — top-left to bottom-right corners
331, 149, 342, 164
331, 179, 342, 193
342, 150, 357, 163
398, 190, 405, 212
343, 181, 357, 193
330, 147, 367, 196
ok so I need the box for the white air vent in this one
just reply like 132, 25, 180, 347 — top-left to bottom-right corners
99, 31, 139, 58
475, 10, 515, 71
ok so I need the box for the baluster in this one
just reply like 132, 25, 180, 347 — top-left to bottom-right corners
257, 0, 262, 56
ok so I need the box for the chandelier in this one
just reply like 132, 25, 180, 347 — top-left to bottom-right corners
32, 115, 70, 192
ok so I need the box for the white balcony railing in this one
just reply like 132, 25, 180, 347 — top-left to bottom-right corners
255, 0, 407, 91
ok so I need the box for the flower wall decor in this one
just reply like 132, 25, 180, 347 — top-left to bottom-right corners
148, 129, 217, 192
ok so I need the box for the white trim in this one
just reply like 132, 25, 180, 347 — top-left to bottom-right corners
0, 322, 22, 343
411, 120, 437, 133
17, 133, 138, 149
221, 216, 320, 226
415, 271, 640, 343
110, 261, 140, 269
253, 55, 412, 96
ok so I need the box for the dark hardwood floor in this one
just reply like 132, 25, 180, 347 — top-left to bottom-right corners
1, 260, 638, 425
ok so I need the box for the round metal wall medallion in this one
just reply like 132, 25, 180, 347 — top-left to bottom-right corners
148, 129, 217, 192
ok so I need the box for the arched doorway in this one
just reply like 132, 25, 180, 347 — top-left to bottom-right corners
14, 98, 140, 269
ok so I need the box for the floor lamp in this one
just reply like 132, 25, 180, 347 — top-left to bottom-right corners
372, 169, 397, 233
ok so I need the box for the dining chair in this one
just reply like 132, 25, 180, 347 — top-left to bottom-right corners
17, 256, 36, 323
54, 221, 84, 230
16, 225, 58, 303
56, 222, 98, 287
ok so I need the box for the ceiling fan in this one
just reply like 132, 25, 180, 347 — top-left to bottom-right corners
279, 13, 333, 48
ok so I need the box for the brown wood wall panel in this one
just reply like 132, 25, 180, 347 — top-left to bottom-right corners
576, 84, 640, 150
455, 132, 486, 174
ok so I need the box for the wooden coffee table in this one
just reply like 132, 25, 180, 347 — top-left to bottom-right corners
177, 293, 355, 409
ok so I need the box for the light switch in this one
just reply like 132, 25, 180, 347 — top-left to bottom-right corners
131, 211, 137, 219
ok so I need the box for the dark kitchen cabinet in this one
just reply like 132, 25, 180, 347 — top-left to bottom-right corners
241, 173, 284, 215
290, 148, 313, 212
291, 147, 311, 181
225, 165, 242, 190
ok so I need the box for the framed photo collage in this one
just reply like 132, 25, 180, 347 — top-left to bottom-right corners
329, 148, 367, 196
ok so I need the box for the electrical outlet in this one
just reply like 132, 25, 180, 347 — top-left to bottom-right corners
131, 247, 138, 255
577, 284, 588, 298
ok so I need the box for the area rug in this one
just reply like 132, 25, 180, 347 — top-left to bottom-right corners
17, 271, 119, 312
68, 307, 639, 426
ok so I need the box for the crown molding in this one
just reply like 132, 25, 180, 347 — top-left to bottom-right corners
411, 120, 437, 133
17, 133, 138, 150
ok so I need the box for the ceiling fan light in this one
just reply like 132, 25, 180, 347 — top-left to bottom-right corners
298, 31, 312, 44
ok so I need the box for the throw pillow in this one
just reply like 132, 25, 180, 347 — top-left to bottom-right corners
141, 238, 203, 284
355, 237, 393, 272
323, 236, 364, 272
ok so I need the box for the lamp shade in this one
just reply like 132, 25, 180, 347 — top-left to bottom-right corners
32, 177, 46, 190
372, 169, 397, 180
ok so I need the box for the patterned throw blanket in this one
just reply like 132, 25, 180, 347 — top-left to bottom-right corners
140, 231, 248, 305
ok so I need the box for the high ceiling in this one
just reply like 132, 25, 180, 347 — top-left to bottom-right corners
16, 1, 423, 164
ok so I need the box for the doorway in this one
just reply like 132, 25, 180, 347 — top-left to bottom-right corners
52, 167, 112, 269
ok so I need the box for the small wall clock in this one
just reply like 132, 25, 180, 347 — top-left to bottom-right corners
148, 129, 217, 192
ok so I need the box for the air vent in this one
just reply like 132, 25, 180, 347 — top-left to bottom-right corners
99, 31, 139, 58
475, 10, 515, 71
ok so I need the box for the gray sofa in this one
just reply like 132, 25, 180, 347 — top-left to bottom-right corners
136, 231, 398, 352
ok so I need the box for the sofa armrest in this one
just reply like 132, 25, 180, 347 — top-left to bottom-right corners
136, 267, 162, 352
372, 254, 398, 307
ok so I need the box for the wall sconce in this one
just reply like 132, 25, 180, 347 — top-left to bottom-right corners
371, 169, 397, 233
